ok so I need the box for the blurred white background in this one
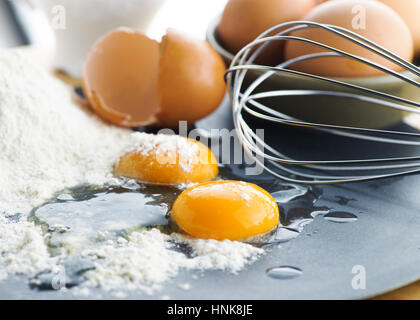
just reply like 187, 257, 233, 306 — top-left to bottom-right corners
1, 0, 228, 48
148, 0, 228, 39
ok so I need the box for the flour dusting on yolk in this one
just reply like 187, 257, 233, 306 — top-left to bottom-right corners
115, 132, 218, 185
172, 181, 280, 241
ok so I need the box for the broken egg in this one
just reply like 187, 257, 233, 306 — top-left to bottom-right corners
83, 28, 226, 127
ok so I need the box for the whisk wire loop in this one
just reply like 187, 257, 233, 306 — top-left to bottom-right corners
226, 21, 420, 184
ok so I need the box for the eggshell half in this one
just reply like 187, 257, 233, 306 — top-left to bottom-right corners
83, 28, 160, 127
157, 29, 226, 127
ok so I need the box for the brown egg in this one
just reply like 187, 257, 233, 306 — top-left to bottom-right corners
218, 0, 317, 65
284, 0, 414, 77
378, 0, 420, 57
83, 28, 226, 128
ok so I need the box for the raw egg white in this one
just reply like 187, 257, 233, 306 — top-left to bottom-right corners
172, 181, 280, 241
218, 0, 317, 65
115, 135, 218, 186
83, 28, 226, 128
284, 0, 414, 77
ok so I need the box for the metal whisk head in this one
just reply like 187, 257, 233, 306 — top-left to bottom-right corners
226, 21, 420, 184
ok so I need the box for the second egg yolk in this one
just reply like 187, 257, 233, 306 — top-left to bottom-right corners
172, 180, 280, 241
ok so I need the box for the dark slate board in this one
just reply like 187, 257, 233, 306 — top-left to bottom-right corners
1, 97, 420, 300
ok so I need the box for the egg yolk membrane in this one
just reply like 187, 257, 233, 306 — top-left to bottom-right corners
172, 180, 280, 241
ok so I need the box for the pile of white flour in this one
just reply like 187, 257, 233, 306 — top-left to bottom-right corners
0, 52, 130, 214
0, 50, 263, 294
81, 229, 262, 295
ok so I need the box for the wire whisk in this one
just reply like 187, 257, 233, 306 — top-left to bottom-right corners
226, 21, 420, 184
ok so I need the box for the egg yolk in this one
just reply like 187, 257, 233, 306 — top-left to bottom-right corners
115, 136, 218, 186
172, 181, 280, 241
